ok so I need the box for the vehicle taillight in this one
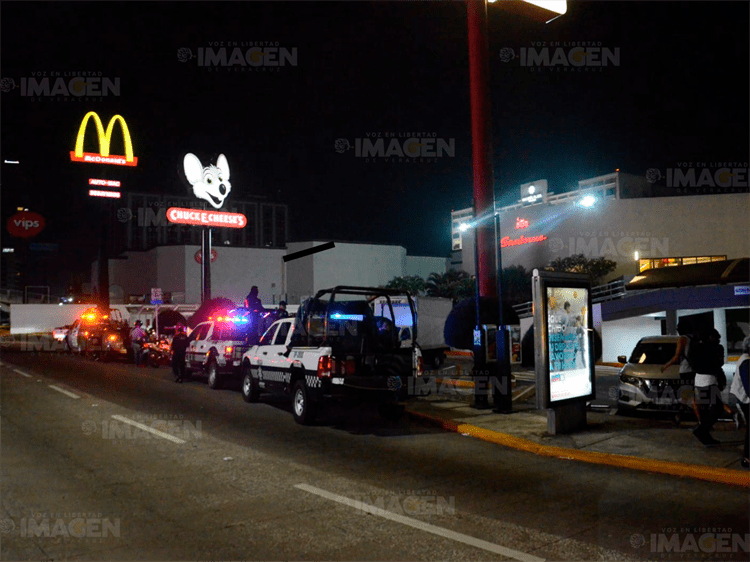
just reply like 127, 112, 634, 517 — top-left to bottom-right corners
317, 356, 332, 378
225, 346, 233, 357
417, 356, 424, 377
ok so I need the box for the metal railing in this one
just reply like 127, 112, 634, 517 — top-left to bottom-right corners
512, 278, 629, 318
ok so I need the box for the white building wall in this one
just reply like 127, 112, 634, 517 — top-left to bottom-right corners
311, 242, 406, 295
405, 255, 448, 279
182, 245, 285, 305
600, 315, 663, 363
285, 242, 316, 303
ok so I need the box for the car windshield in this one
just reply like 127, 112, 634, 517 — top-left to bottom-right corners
628, 342, 677, 365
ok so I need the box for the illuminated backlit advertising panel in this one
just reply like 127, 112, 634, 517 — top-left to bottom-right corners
532, 270, 595, 408
166, 207, 246, 228
546, 286, 591, 401
70, 112, 138, 166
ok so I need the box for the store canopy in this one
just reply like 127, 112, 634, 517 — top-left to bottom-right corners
626, 258, 749, 290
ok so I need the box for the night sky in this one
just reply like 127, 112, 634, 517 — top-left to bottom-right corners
1, 1, 748, 292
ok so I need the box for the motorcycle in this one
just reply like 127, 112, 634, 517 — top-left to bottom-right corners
143, 337, 172, 368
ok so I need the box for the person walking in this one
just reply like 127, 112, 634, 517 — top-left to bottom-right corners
171, 324, 190, 383
690, 327, 725, 446
661, 320, 694, 420
729, 335, 750, 467
129, 320, 147, 367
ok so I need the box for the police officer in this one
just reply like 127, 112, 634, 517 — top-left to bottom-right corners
171, 324, 190, 383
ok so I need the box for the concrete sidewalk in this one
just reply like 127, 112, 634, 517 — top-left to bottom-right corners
405, 360, 749, 487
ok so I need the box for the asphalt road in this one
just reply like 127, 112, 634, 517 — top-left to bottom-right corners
1, 350, 748, 561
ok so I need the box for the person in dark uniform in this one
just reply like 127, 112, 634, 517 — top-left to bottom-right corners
277, 301, 290, 319
171, 324, 190, 383
244, 286, 266, 313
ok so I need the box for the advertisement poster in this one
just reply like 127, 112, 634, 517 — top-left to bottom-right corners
546, 287, 591, 402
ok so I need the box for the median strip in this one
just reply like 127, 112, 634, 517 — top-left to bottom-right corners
294, 483, 545, 562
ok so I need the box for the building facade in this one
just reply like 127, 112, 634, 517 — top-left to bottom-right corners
105, 241, 448, 306
456, 172, 748, 281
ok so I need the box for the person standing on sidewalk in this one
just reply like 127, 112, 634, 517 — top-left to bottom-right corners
130, 320, 147, 367
690, 327, 724, 446
729, 335, 750, 467
171, 324, 190, 383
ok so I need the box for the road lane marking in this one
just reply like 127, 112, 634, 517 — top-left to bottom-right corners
12, 368, 32, 378
110, 415, 186, 444
48, 385, 80, 399
294, 483, 545, 562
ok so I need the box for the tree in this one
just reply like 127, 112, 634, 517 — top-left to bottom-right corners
383, 275, 426, 296
425, 270, 473, 302
500, 265, 532, 305
544, 254, 617, 284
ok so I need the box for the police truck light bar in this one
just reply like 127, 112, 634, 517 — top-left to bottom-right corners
89, 189, 121, 199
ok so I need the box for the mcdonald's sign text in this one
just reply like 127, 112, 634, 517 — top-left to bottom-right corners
166, 207, 247, 229
70, 112, 138, 166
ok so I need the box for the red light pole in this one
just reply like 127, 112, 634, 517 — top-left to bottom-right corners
467, 0, 566, 411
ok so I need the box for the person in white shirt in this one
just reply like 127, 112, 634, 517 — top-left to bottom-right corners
729, 335, 750, 467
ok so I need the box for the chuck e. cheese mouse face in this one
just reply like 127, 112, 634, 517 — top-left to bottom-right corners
183, 153, 231, 209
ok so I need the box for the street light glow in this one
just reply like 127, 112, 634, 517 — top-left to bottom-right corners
522, 0, 567, 15
459, 223, 470, 232
580, 195, 596, 207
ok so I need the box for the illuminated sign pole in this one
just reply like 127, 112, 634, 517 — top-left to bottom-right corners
71, 112, 138, 311
174, 152, 243, 304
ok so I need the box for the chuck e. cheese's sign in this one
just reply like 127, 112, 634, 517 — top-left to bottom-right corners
166, 207, 246, 228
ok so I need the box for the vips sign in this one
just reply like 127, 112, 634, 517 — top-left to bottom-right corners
70, 112, 138, 166
7, 211, 45, 238
166, 207, 247, 229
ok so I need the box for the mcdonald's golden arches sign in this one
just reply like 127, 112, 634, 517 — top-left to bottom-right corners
70, 111, 138, 166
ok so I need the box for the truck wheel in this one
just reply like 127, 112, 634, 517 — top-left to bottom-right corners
242, 364, 260, 403
292, 380, 317, 425
206, 358, 222, 390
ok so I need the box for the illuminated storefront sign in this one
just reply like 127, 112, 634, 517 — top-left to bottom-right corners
515, 217, 530, 230
88, 189, 121, 199
6, 211, 45, 238
70, 112, 138, 166
501, 234, 548, 247
167, 207, 247, 228
89, 179, 121, 187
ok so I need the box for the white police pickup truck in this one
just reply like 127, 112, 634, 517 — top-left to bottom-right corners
185, 308, 270, 389
239, 286, 425, 424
